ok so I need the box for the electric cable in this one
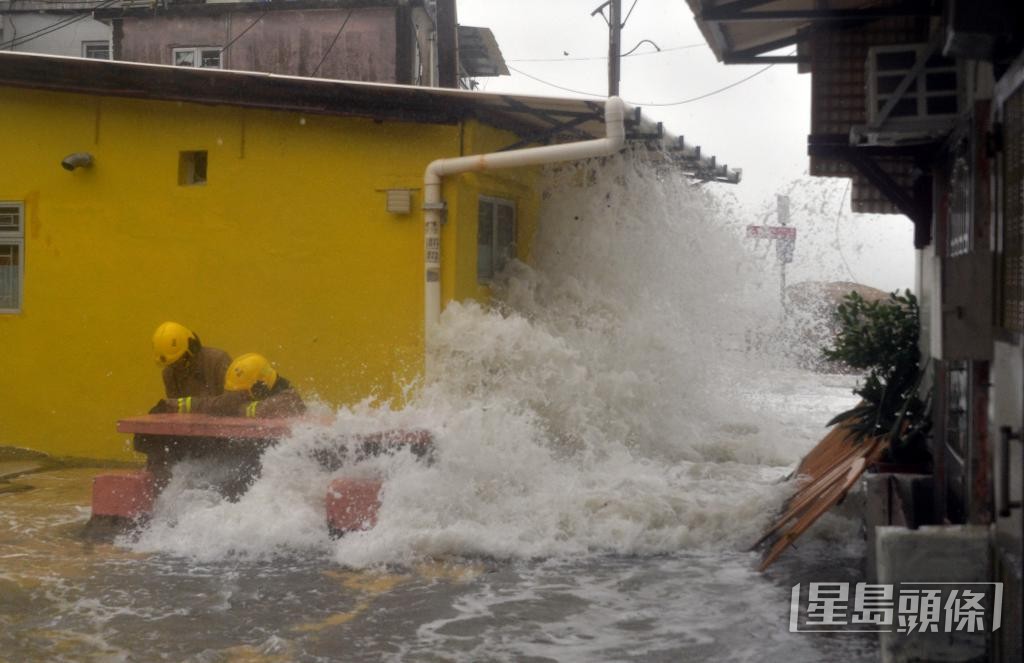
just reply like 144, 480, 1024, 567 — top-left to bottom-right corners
622, 0, 641, 25
0, 3, 111, 51
506, 43, 704, 62
310, 8, 353, 77
506, 64, 605, 97
630, 60, 777, 106
621, 38, 659, 57
2, 13, 92, 51
219, 7, 270, 56
508, 57, 780, 106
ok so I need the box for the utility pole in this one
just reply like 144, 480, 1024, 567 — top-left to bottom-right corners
608, 0, 621, 96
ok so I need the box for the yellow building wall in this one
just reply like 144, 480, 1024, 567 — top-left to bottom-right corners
0, 85, 538, 461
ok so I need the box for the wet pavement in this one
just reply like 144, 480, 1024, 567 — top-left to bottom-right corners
1, 463, 877, 662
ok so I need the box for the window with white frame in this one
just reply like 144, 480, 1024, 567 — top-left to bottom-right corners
0, 202, 24, 313
477, 197, 516, 283
82, 40, 110, 60
172, 47, 223, 69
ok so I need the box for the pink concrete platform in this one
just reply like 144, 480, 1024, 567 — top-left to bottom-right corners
89, 414, 433, 537
91, 470, 156, 519
117, 413, 305, 440
325, 478, 383, 534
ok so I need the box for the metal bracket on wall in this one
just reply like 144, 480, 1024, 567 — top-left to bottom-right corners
422, 200, 447, 225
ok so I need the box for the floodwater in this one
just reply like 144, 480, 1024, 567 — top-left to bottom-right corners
2, 152, 878, 661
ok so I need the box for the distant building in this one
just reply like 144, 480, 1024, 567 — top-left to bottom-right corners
0, 0, 507, 90
688, 1, 1024, 659
0, 0, 112, 59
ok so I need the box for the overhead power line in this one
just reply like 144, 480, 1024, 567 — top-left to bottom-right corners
0, 0, 117, 51
633, 61, 776, 106
310, 8, 353, 77
506, 64, 605, 97
219, 7, 270, 56
507, 43, 705, 63
507, 59, 779, 106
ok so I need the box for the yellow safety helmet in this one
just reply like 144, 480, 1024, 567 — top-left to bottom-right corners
153, 321, 198, 366
225, 353, 278, 395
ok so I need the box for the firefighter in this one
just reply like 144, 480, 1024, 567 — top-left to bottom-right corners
155, 352, 305, 418
150, 321, 231, 413
222, 353, 305, 418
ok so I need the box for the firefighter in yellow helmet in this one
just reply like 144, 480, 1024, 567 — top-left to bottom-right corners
155, 352, 305, 418
150, 321, 231, 413
223, 353, 305, 418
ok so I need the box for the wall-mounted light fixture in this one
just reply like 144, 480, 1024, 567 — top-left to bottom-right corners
61, 152, 94, 171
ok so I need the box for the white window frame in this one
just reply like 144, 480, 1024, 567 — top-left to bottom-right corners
477, 196, 516, 284
0, 202, 25, 314
172, 46, 223, 69
82, 40, 111, 60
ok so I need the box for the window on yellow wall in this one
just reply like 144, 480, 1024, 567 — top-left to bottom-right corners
178, 151, 208, 186
0, 202, 24, 314
477, 197, 516, 283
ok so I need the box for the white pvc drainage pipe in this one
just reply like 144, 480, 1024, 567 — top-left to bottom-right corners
422, 96, 627, 344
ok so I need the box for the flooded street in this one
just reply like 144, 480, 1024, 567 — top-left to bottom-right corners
1, 370, 877, 662
4, 155, 880, 660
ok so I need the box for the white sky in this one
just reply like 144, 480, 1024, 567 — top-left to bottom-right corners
457, 0, 916, 292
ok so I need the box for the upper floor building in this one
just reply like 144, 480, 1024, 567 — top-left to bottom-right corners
0, 0, 507, 88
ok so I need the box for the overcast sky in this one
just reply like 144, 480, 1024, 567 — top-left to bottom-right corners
457, 0, 916, 292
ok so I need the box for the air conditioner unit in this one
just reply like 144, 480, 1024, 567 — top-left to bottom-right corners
855, 43, 959, 145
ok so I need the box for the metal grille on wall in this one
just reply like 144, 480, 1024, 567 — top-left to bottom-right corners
949, 150, 972, 257
1003, 84, 1024, 332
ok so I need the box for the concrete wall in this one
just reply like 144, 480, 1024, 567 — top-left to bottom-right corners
0, 84, 540, 460
121, 7, 397, 81
0, 13, 110, 57
876, 525, 991, 662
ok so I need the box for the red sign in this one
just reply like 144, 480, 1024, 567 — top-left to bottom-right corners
747, 225, 797, 240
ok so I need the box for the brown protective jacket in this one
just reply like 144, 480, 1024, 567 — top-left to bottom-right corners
246, 378, 306, 418
162, 376, 306, 419
161, 346, 232, 399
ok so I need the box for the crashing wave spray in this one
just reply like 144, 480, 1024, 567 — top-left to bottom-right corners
130, 149, 825, 565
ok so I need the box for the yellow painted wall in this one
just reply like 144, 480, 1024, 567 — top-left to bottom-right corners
0, 85, 538, 460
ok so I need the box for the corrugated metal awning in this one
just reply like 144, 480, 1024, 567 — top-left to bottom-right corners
457, 26, 510, 77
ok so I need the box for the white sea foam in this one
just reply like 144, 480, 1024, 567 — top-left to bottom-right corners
129, 150, 859, 565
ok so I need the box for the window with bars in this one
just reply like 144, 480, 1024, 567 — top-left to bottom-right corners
477, 197, 516, 283
946, 361, 970, 459
1000, 84, 1024, 331
0, 202, 24, 313
172, 47, 223, 69
948, 149, 972, 258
